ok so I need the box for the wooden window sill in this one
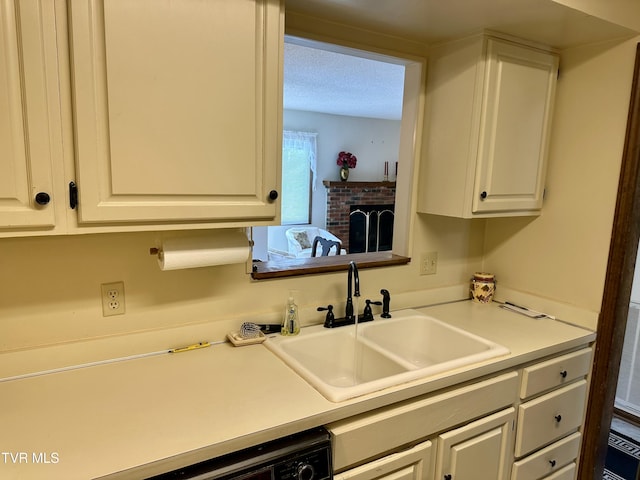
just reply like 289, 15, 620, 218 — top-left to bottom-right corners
251, 252, 410, 280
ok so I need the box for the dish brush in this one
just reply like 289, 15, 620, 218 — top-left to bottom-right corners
240, 322, 262, 338
227, 322, 266, 346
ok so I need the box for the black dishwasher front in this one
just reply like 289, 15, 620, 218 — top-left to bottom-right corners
146, 426, 332, 480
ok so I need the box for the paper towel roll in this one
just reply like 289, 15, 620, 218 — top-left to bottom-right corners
157, 230, 250, 270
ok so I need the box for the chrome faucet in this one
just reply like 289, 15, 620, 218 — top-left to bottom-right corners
345, 261, 360, 322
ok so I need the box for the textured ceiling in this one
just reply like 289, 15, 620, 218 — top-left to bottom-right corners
283, 0, 638, 120
283, 41, 406, 120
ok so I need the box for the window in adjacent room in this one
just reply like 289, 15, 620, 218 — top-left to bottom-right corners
281, 130, 317, 225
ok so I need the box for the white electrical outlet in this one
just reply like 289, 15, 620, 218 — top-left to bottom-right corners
420, 252, 438, 275
101, 281, 125, 317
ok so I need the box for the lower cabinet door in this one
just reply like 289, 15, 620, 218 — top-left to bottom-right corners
334, 440, 434, 480
435, 408, 515, 480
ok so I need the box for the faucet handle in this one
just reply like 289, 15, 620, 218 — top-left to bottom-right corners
362, 299, 382, 322
317, 305, 335, 328
380, 289, 391, 318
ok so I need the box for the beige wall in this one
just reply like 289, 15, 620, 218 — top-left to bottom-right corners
483, 36, 639, 313
0, 214, 484, 352
2, 30, 637, 354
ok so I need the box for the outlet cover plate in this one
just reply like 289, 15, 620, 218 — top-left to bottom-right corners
101, 281, 125, 317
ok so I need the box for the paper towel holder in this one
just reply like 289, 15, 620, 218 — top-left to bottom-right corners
149, 247, 163, 261
149, 241, 254, 259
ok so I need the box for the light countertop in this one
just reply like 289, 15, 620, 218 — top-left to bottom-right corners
0, 300, 595, 480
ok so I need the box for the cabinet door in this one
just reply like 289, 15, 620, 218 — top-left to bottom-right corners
435, 408, 515, 480
334, 440, 433, 480
68, 0, 282, 225
472, 39, 558, 214
0, 0, 58, 229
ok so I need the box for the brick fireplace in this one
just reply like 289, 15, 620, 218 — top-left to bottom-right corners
323, 181, 396, 253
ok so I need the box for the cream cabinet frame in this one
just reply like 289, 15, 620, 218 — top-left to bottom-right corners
471, 39, 557, 215
0, 0, 62, 231
1, 0, 284, 237
68, 0, 282, 226
511, 347, 592, 480
328, 372, 518, 472
418, 33, 558, 218
327, 345, 592, 480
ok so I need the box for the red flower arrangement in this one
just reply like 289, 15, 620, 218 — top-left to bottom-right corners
336, 151, 357, 169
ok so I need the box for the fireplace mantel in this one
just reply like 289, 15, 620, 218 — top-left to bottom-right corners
323, 180, 396, 188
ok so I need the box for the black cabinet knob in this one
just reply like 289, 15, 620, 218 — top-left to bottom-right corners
35, 192, 51, 205
554, 414, 562, 423
444, 475, 452, 480
549, 459, 557, 467
560, 370, 568, 378
480, 191, 487, 200
268, 190, 278, 201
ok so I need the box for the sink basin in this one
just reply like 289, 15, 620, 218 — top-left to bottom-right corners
264, 309, 509, 402
271, 328, 410, 387
358, 314, 506, 369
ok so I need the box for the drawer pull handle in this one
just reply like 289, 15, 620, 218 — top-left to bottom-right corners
554, 414, 562, 423
549, 459, 557, 468
560, 370, 568, 378
444, 475, 452, 480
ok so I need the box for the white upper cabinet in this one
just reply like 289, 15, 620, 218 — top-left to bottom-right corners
68, 0, 283, 226
0, 0, 61, 231
418, 34, 558, 218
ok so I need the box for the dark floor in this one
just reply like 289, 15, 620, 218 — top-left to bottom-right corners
604, 417, 640, 480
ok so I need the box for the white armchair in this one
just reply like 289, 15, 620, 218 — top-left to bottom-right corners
285, 227, 345, 258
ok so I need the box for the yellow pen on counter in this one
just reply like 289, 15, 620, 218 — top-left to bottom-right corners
169, 342, 211, 354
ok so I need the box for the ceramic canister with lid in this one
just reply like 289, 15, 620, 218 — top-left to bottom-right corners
470, 272, 496, 303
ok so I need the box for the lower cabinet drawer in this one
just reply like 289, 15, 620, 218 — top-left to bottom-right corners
515, 380, 587, 457
543, 462, 576, 480
511, 432, 580, 480
520, 348, 592, 399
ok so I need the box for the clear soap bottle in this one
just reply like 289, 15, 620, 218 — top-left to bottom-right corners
282, 294, 300, 336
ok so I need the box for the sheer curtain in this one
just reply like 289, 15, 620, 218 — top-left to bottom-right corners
283, 131, 317, 189
281, 131, 318, 225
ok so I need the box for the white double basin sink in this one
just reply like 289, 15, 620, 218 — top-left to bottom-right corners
264, 309, 510, 402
